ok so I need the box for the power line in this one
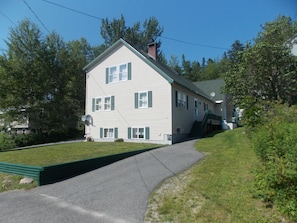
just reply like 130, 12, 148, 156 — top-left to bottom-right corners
23, 0, 50, 34
0, 11, 17, 26
42, 0, 104, 21
41, 0, 228, 51
162, 36, 228, 50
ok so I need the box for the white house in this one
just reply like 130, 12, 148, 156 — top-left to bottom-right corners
83, 39, 221, 144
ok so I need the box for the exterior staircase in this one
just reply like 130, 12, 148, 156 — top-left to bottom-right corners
189, 121, 202, 138
189, 111, 222, 138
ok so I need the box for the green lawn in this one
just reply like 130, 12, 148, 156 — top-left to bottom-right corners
145, 129, 289, 223
0, 142, 161, 166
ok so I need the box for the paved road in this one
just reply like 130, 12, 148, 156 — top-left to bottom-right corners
0, 139, 204, 223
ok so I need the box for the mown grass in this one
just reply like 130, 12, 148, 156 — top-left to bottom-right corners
0, 172, 38, 193
145, 129, 288, 222
0, 142, 161, 166
0, 141, 161, 193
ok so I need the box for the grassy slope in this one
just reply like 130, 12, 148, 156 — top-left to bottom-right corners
0, 142, 160, 166
145, 129, 287, 223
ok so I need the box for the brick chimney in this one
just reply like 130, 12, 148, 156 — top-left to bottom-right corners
147, 42, 157, 60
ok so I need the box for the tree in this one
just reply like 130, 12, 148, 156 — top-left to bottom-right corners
168, 55, 182, 74
227, 40, 245, 64
100, 15, 164, 53
181, 54, 192, 78
224, 16, 297, 123
0, 19, 47, 132
0, 19, 97, 134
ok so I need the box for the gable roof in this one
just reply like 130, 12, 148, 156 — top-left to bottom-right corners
194, 79, 225, 101
83, 38, 212, 101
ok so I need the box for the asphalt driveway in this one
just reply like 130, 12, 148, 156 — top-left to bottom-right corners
0, 139, 204, 223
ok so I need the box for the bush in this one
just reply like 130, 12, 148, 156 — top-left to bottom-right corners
0, 133, 16, 151
252, 104, 297, 220
114, 138, 124, 142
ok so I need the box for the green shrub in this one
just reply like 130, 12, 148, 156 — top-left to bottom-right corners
252, 104, 297, 220
0, 133, 16, 151
114, 138, 124, 142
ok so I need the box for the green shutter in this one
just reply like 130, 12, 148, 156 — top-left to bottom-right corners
106, 67, 109, 84
128, 127, 131, 139
186, 95, 189, 110
134, 93, 138, 109
175, 91, 178, 107
111, 96, 115, 110
128, 62, 131, 80
114, 127, 118, 139
92, 98, 95, 112
148, 91, 152, 108
100, 128, 103, 138
145, 127, 150, 140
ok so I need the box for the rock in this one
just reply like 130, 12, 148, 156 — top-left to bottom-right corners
19, 177, 34, 185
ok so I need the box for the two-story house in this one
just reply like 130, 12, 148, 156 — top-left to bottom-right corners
83, 38, 221, 144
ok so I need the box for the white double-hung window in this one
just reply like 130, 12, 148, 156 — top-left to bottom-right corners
176, 90, 188, 109
104, 128, 114, 138
119, 64, 128, 81
134, 91, 152, 109
92, 96, 115, 112
99, 127, 118, 139
104, 97, 111, 110
139, 92, 148, 108
95, 98, 102, 111
128, 127, 150, 140
132, 127, 145, 139
106, 63, 131, 84
109, 66, 117, 83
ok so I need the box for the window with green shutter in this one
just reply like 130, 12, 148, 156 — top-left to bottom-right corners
135, 91, 152, 109
106, 62, 131, 84
93, 96, 114, 112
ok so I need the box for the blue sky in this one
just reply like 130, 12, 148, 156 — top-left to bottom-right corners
1, 0, 297, 63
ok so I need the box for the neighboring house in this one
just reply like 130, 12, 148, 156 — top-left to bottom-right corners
0, 109, 29, 134
194, 79, 239, 130
291, 34, 297, 56
83, 38, 221, 144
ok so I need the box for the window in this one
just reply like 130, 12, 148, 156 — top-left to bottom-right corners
106, 63, 131, 84
139, 92, 148, 108
176, 91, 188, 109
135, 91, 152, 109
204, 102, 208, 111
104, 97, 111, 110
194, 98, 199, 119
104, 128, 114, 138
119, 64, 127, 81
92, 96, 114, 112
109, 66, 117, 83
100, 127, 118, 139
132, 127, 144, 139
95, 98, 102, 111
128, 127, 150, 140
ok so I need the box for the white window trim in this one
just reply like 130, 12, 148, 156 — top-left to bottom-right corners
108, 63, 128, 83
103, 128, 114, 138
104, 96, 111, 111
95, 97, 102, 111
194, 98, 199, 118
138, 91, 149, 109
177, 91, 187, 109
94, 96, 112, 112
131, 127, 146, 139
